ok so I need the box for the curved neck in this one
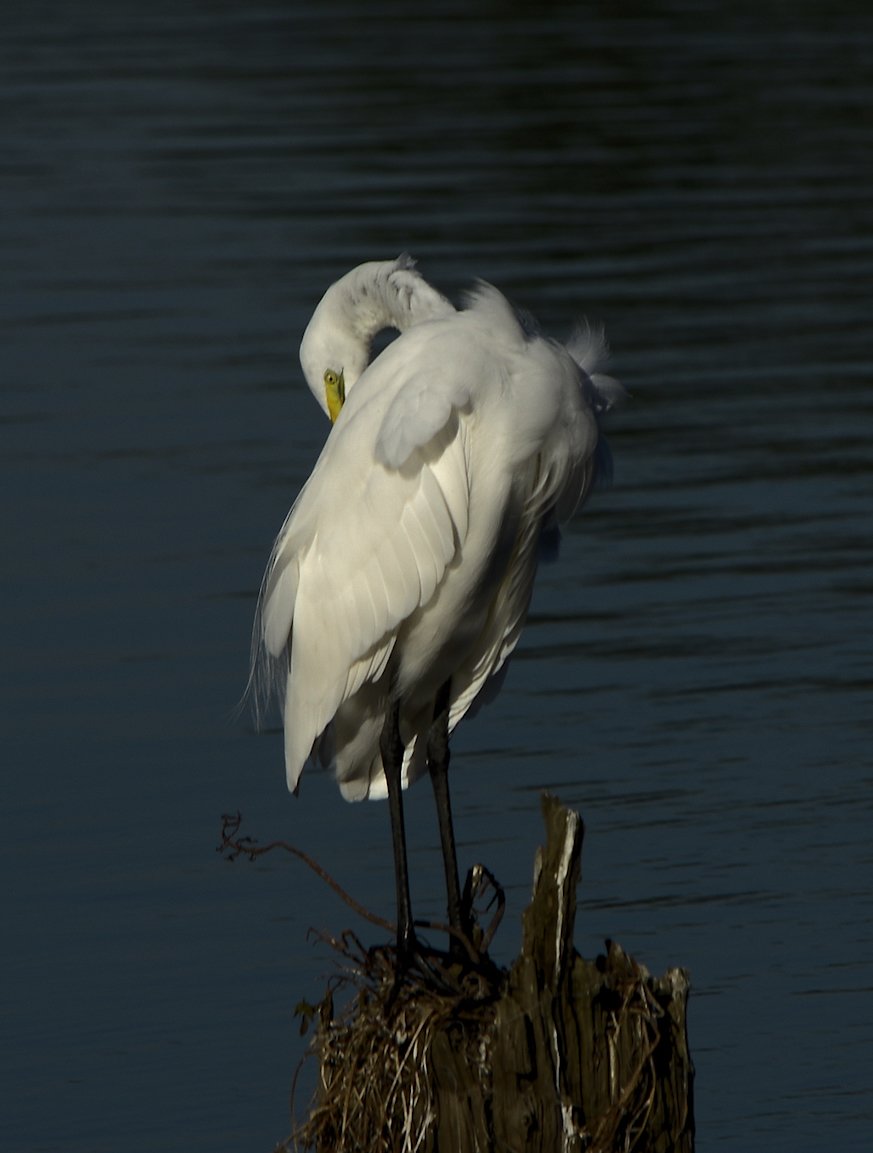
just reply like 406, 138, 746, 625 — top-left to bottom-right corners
337, 256, 454, 350
299, 257, 455, 414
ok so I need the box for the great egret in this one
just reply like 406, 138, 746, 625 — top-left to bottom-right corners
252, 255, 621, 965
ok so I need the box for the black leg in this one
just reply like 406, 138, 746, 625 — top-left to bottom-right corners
427, 680, 466, 958
380, 698, 416, 966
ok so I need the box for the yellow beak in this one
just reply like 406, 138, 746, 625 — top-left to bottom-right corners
326, 371, 346, 424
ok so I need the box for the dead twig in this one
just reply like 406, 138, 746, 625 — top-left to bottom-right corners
218, 811, 394, 933
217, 814, 502, 968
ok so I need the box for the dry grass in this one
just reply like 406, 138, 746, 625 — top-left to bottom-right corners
283, 933, 502, 1153
585, 942, 687, 1153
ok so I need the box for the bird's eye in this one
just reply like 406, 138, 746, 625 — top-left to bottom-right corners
324, 369, 339, 387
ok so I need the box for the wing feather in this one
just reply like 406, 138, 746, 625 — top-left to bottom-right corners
444, 441, 592, 738
375, 354, 472, 469
400, 498, 444, 604
259, 382, 472, 792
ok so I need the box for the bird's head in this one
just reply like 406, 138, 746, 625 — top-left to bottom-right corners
298, 256, 454, 424
299, 313, 370, 424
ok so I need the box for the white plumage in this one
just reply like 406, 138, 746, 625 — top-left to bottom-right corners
253, 256, 621, 809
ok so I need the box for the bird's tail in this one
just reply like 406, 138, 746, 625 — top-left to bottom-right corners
567, 320, 625, 493
566, 321, 626, 415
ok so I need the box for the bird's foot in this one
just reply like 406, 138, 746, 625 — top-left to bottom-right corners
381, 929, 472, 1009
462, 862, 505, 954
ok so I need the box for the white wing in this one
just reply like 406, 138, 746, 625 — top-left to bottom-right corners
258, 341, 472, 793
374, 355, 471, 468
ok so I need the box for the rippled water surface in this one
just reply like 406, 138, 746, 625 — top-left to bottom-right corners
3, 3, 871, 1151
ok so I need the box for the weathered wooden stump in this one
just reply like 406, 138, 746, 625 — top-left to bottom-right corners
289, 795, 694, 1152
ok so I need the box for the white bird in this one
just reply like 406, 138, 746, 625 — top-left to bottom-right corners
252, 255, 621, 964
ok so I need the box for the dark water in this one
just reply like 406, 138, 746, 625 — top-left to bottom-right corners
2, 3, 871, 1150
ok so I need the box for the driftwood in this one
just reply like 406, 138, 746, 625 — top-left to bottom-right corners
285, 795, 694, 1152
